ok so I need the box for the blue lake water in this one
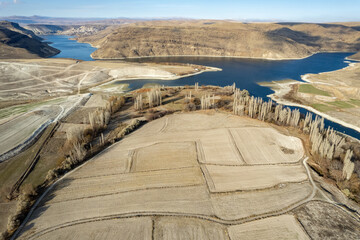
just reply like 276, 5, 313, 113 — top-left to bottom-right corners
42, 35, 96, 61
44, 35, 359, 138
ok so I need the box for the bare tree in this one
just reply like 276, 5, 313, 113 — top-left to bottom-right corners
343, 149, 354, 180
195, 82, 199, 91
147, 89, 162, 108
134, 94, 143, 110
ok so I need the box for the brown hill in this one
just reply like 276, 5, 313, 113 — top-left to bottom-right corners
0, 21, 42, 41
0, 21, 60, 59
77, 20, 360, 60
349, 52, 360, 60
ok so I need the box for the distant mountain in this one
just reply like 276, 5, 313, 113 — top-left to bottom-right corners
0, 21, 60, 59
0, 15, 144, 25
76, 20, 360, 60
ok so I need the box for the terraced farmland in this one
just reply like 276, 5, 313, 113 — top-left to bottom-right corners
14, 113, 360, 240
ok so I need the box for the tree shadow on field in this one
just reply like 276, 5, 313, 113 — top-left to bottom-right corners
40, 178, 75, 205
162, 96, 183, 105
18, 178, 75, 234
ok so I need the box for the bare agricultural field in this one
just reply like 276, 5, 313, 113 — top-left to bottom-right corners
16, 112, 356, 240
132, 142, 198, 172
203, 164, 308, 192
31, 217, 153, 240
211, 182, 312, 220
228, 215, 310, 240
16, 186, 214, 239
43, 167, 204, 204
199, 129, 245, 165
230, 127, 304, 164
69, 149, 130, 178
154, 217, 228, 240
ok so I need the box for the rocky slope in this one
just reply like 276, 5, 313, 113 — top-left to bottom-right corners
0, 21, 60, 59
0, 21, 42, 41
77, 20, 360, 60
25, 24, 110, 36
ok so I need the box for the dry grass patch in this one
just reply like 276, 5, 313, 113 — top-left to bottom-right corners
204, 165, 308, 192
0, 202, 16, 234
230, 127, 304, 164
228, 215, 310, 240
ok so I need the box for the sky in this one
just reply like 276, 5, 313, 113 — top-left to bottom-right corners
0, 0, 360, 22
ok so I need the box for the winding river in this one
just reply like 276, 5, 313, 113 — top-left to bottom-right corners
45, 35, 359, 139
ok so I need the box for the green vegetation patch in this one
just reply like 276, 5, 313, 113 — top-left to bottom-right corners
311, 103, 335, 112
327, 101, 354, 109
0, 98, 65, 120
349, 99, 360, 107
298, 84, 330, 96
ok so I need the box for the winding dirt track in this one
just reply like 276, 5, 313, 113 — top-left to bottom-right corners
12, 113, 359, 240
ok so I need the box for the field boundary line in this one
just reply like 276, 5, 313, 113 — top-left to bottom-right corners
42, 183, 204, 206
227, 128, 247, 164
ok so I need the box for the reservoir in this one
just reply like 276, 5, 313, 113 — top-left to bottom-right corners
44, 35, 359, 138
43, 35, 96, 61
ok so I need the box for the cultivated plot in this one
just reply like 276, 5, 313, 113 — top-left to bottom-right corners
32, 217, 153, 240
132, 142, 198, 172
228, 215, 310, 240
211, 182, 312, 220
230, 127, 304, 164
154, 217, 228, 240
198, 129, 245, 165
203, 164, 308, 192
15, 113, 316, 239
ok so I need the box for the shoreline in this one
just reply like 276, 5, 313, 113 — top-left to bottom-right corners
89, 66, 222, 93
108, 66, 222, 82
266, 82, 360, 137
89, 51, 356, 62
301, 62, 358, 83
91, 53, 318, 61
